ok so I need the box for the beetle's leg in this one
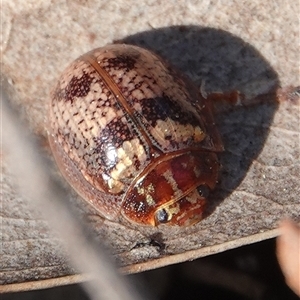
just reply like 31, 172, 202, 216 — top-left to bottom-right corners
204, 86, 300, 107
200, 80, 244, 106
206, 90, 243, 106
200, 81, 283, 108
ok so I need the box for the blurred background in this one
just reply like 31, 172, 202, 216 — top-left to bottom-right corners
2, 238, 298, 300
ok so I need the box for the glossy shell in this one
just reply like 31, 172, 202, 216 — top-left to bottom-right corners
48, 44, 223, 226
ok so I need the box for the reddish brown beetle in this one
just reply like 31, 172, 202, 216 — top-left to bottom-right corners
48, 44, 224, 226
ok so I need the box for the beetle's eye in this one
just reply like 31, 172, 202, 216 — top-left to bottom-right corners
197, 185, 210, 198
155, 208, 169, 224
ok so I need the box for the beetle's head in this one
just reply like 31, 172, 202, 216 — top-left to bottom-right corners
122, 151, 219, 226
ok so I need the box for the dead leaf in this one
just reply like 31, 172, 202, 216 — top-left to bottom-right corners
1, 0, 299, 293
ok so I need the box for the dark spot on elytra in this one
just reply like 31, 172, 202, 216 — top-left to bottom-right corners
134, 82, 142, 89
133, 154, 141, 170
106, 55, 137, 71
93, 118, 135, 170
63, 72, 94, 103
141, 95, 200, 127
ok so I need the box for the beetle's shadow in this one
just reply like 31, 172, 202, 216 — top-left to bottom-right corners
119, 25, 279, 233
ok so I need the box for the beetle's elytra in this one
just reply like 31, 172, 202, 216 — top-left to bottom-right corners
48, 44, 224, 226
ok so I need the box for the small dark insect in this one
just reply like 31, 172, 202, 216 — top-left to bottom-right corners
48, 44, 224, 226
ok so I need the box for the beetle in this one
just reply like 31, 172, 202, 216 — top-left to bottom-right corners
48, 44, 224, 226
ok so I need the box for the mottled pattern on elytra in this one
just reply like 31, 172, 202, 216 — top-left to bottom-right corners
49, 44, 221, 224
50, 45, 209, 196
50, 60, 149, 194
94, 46, 206, 151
